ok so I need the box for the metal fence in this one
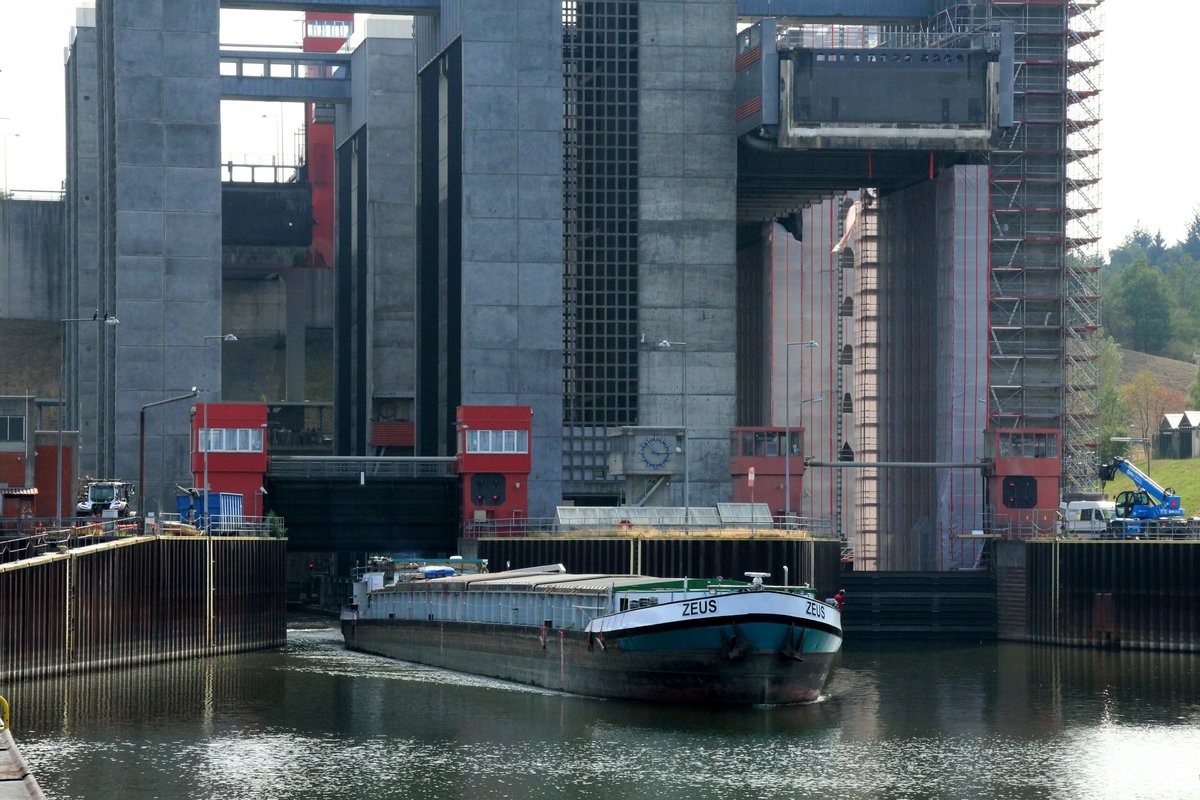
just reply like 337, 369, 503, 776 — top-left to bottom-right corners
463, 514, 839, 540
988, 513, 1200, 543
0, 515, 285, 565
267, 456, 458, 480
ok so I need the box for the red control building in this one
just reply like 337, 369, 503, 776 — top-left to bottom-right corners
191, 403, 269, 517
456, 406, 532, 527
986, 428, 1062, 534
729, 426, 807, 515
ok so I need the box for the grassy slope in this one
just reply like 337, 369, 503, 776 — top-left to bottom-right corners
1102, 456, 1200, 512
1120, 349, 1196, 396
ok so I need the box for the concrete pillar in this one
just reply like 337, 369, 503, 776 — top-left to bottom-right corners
93, 0, 222, 514
414, 1, 564, 515
285, 272, 306, 402
66, 8, 101, 478
459, 0, 565, 516
638, 0, 738, 508
335, 17, 418, 452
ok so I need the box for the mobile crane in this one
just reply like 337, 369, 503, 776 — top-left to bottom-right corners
1097, 456, 1189, 536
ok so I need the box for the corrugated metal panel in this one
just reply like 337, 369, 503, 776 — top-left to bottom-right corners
370, 421, 415, 446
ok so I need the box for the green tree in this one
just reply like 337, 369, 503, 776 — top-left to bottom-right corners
1184, 208, 1200, 261
1097, 336, 1131, 463
1120, 371, 1185, 467
1103, 261, 1175, 355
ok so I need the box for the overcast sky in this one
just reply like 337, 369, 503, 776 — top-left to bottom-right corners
0, 3, 1186, 254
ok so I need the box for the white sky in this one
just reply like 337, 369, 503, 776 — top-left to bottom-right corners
0, 3, 1189, 254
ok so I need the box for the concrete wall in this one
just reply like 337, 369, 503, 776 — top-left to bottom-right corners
0, 200, 64, 321
638, 0, 738, 507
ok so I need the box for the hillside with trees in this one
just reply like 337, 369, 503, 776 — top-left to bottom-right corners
1099, 217, 1200, 463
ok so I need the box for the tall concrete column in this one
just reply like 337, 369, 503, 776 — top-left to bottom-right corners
415, 1, 565, 516
93, 0, 222, 514
460, 0, 565, 516
285, 273, 306, 402
638, 0, 738, 508
66, 9, 101, 478
335, 18, 418, 452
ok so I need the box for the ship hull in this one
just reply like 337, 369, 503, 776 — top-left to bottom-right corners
342, 613, 839, 705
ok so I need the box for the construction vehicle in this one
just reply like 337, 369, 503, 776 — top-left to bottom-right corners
1097, 456, 1190, 536
76, 479, 136, 519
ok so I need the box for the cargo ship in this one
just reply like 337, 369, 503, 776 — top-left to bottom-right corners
341, 561, 842, 705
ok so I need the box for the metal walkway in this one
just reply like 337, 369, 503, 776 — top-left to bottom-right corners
220, 50, 352, 103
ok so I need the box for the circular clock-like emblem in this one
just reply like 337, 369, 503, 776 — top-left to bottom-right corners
639, 436, 672, 469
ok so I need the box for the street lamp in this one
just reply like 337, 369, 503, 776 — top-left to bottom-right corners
202, 334, 237, 533
784, 340, 819, 519
139, 387, 198, 531
58, 312, 119, 528
656, 339, 688, 515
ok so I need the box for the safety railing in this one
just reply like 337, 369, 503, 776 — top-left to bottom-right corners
268, 456, 457, 480
0, 514, 285, 562
463, 515, 839, 539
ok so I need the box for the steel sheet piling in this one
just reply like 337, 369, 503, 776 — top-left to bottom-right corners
0, 536, 285, 682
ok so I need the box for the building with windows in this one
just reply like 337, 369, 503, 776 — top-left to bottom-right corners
190, 403, 269, 519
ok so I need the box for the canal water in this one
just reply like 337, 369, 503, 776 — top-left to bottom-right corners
6, 620, 1200, 800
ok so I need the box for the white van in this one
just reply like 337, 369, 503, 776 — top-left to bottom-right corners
1058, 500, 1116, 537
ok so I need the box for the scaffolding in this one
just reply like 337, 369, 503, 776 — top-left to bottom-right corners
987, 0, 1102, 496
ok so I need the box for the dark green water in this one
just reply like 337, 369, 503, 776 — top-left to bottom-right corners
6, 621, 1200, 800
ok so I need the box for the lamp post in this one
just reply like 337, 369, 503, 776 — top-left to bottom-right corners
139, 388, 198, 531
59, 313, 119, 529
656, 339, 688, 516
202, 334, 237, 533
784, 340, 819, 520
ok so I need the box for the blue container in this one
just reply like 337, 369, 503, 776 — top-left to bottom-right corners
176, 492, 244, 532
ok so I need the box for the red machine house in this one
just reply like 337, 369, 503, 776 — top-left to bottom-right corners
456, 406, 532, 528
985, 428, 1062, 536
729, 426, 807, 516
191, 403, 269, 517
